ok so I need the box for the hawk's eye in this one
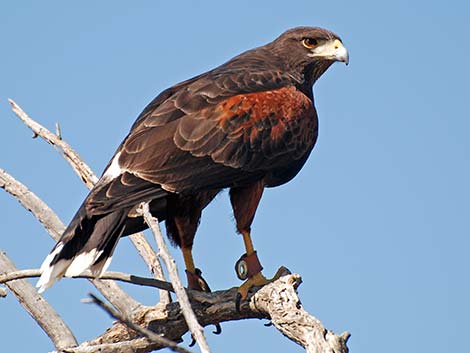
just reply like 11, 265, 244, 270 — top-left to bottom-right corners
302, 38, 318, 49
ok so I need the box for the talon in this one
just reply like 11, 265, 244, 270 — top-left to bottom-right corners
186, 268, 211, 292
235, 265, 288, 311
186, 268, 222, 336
235, 272, 268, 311
189, 335, 196, 347
264, 321, 273, 327
213, 323, 222, 335
235, 292, 242, 312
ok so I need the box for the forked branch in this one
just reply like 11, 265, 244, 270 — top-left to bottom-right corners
0, 251, 77, 350
76, 271, 350, 353
1, 100, 351, 353
0, 167, 140, 314
85, 293, 193, 353
139, 203, 212, 353
0, 269, 173, 292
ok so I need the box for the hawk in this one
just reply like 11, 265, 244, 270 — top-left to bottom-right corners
37, 26, 348, 306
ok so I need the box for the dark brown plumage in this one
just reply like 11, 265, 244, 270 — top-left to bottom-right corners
37, 26, 348, 296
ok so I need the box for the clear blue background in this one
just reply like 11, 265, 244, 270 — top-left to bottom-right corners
1, 1, 469, 352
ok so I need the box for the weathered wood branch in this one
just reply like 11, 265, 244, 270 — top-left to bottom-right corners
85, 293, 194, 353
68, 271, 349, 353
0, 269, 173, 292
129, 232, 171, 305
0, 166, 64, 239
252, 274, 350, 353
0, 251, 78, 350
8, 99, 98, 189
61, 338, 153, 353
1, 266, 349, 352
2, 100, 351, 352
139, 203, 211, 353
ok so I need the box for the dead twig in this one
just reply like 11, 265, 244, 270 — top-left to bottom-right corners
129, 233, 171, 305
0, 167, 64, 239
85, 293, 193, 353
85, 272, 350, 353
139, 202, 211, 353
0, 269, 173, 292
0, 251, 78, 350
8, 99, 97, 188
59, 338, 156, 353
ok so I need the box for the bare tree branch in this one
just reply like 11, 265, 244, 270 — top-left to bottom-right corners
8, 99, 169, 303
84, 272, 350, 353
129, 233, 171, 305
8, 99, 98, 188
0, 251, 78, 350
0, 167, 140, 314
139, 202, 211, 353
0, 167, 64, 239
0, 269, 173, 292
251, 273, 351, 353
0, 268, 42, 283
85, 293, 194, 353
2, 99, 351, 352
60, 338, 156, 353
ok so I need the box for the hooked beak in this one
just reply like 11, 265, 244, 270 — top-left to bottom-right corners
309, 38, 349, 65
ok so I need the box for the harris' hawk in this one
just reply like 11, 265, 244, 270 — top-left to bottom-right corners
37, 27, 348, 304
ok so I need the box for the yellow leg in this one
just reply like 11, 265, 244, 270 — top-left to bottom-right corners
241, 230, 255, 255
182, 247, 212, 293
182, 247, 196, 273
182, 248, 222, 339
230, 183, 283, 310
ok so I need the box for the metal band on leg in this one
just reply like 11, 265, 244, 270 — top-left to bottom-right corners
235, 251, 263, 280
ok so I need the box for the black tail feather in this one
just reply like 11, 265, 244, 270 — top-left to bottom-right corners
37, 205, 129, 292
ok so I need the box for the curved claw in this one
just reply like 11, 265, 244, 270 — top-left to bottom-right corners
264, 321, 273, 327
189, 325, 221, 346
235, 267, 289, 313
189, 335, 196, 347
186, 268, 211, 292
213, 323, 222, 335
235, 292, 242, 312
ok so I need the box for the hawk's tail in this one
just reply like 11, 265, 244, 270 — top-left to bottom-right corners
36, 204, 129, 293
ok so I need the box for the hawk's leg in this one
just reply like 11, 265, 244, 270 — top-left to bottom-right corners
167, 194, 222, 340
230, 181, 283, 310
182, 247, 211, 292
166, 193, 214, 293
182, 245, 222, 345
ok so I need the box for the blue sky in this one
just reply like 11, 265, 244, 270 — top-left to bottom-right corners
1, 1, 469, 352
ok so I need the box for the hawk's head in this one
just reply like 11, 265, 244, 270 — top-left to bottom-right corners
268, 26, 349, 86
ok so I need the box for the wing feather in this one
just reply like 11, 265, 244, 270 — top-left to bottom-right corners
89, 52, 317, 212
